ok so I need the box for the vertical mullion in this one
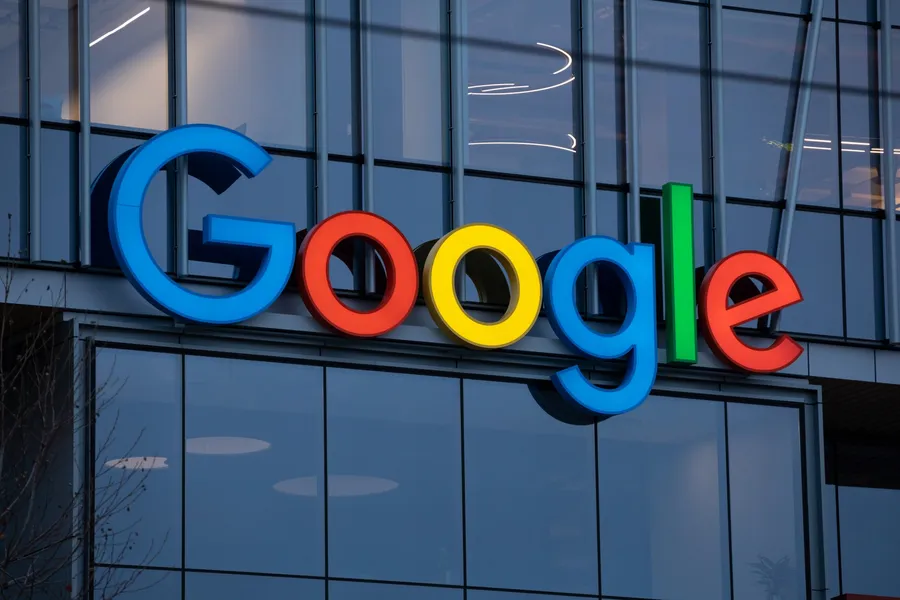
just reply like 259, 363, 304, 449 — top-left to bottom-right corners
878, 0, 899, 342
360, 0, 376, 294
173, 0, 187, 276
314, 0, 329, 225
624, 0, 640, 243
27, 0, 41, 261
78, 0, 91, 266
581, 0, 599, 314
710, 0, 728, 260
450, 0, 466, 295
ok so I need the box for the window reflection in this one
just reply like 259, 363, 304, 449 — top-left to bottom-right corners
840, 24, 881, 210
594, 0, 622, 185
467, 0, 577, 180
725, 0, 806, 14
326, 369, 463, 585
328, 161, 358, 291
597, 396, 730, 600
41, 128, 76, 262
372, 0, 446, 164
843, 216, 883, 340
728, 403, 806, 600
328, 0, 357, 155
463, 380, 598, 595
187, 0, 311, 149
638, 0, 708, 192
93, 568, 180, 600
41, 0, 75, 122
838, 486, 900, 595
0, 3, 22, 117
185, 356, 324, 576
90, 0, 167, 130
0, 125, 23, 258
840, 0, 876, 22
185, 572, 325, 600
375, 166, 445, 249
94, 349, 182, 568
330, 580, 462, 600
723, 11, 803, 201
823, 484, 841, 598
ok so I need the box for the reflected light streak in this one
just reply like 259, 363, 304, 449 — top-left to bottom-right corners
536, 42, 574, 75
90, 7, 151, 47
468, 76, 575, 96
469, 141, 576, 153
481, 85, 530, 92
468, 83, 516, 89
568, 134, 577, 149
803, 145, 831, 151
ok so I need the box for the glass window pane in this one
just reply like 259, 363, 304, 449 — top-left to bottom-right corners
823, 484, 841, 598
327, 161, 357, 291
467, 0, 577, 180
838, 485, 900, 596
186, 572, 324, 600
185, 356, 324, 576
728, 403, 806, 600
186, 154, 309, 278
94, 349, 182, 568
328, 0, 357, 156
780, 211, 844, 337
725, 0, 806, 13
594, 0, 621, 185
41, 128, 75, 263
840, 24, 881, 210
725, 203, 779, 255
372, 0, 446, 164
0, 3, 22, 117
598, 396, 730, 600
41, 0, 75, 122
844, 215, 884, 340
0, 124, 23, 258
463, 380, 598, 595
90, 0, 167, 131
187, 0, 310, 149
468, 590, 575, 600
327, 369, 463, 585
596, 190, 627, 242
638, 0, 708, 192
375, 166, 445, 249
93, 568, 181, 600
723, 11, 803, 201
330, 581, 462, 600
91, 134, 169, 270
841, 0, 876, 22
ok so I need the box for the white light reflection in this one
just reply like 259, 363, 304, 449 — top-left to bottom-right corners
536, 42, 573, 75
468, 42, 575, 96
104, 456, 168, 470
469, 141, 576, 153
803, 145, 831, 151
90, 7, 151, 47
468, 76, 575, 96
568, 134, 577, 149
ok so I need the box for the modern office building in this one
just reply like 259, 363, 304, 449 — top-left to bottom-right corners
0, 0, 898, 599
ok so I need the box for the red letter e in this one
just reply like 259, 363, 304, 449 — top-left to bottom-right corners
699, 251, 803, 373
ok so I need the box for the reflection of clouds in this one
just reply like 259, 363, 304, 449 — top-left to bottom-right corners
468, 42, 574, 96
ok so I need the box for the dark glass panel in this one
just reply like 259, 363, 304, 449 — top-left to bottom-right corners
93, 349, 182, 568
0, 124, 24, 258
41, 128, 76, 263
327, 160, 357, 291
593, 0, 621, 185
41, 0, 75, 122
328, 0, 357, 155
838, 485, 900, 596
843, 215, 884, 340
0, 2, 22, 117
185, 572, 325, 600
463, 380, 598, 595
374, 166, 445, 250
330, 581, 462, 600
185, 356, 324, 576
93, 568, 181, 600
725, 0, 806, 13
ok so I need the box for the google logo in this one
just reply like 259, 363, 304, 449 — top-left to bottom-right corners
104, 125, 804, 418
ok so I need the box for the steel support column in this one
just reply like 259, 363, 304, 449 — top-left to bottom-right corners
27, 0, 41, 261
450, 0, 466, 293
879, 0, 899, 342
314, 0, 329, 223
78, 0, 91, 266
710, 0, 727, 259
581, 0, 599, 313
624, 0, 640, 243
173, 0, 188, 276
360, 0, 376, 293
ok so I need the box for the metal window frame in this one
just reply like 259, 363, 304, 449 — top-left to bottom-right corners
878, 0, 899, 343
711, 0, 728, 260
624, 0, 641, 244
173, 0, 188, 276
27, 0, 41, 262
450, 0, 467, 295
314, 0, 329, 225
78, 0, 91, 267
360, 0, 376, 294
581, 0, 599, 314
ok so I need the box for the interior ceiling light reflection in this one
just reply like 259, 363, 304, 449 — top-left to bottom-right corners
467, 42, 574, 96
90, 7, 150, 47
185, 437, 271, 455
104, 456, 169, 470
273, 475, 399, 498
799, 137, 899, 155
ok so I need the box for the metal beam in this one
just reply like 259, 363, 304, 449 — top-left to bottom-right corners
450, 0, 466, 294
27, 0, 41, 261
772, 0, 824, 332
879, 0, 899, 343
624, 0, 640, 243
314, 0, 328, 223
78, 0, 91, 266
581, 0, 599, 314
710, 0, 727, 259
360, 0, 375, 294
174, 0, 188, 276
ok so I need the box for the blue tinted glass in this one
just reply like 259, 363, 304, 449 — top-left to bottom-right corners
598, 396, 730, 600
41, 0, 75, 122
328, 161, 358, 291
186, 154, 309, 278
463, 380, 598, 595
838, 485, 900, 596
638, 0, 708, 192
327, 368, 463, 584
41, 128, 76, 263
596, 190, 626, 242
780, 211, 843, 337
594, 0, 621, 185
723, 11, 803, 201
0, 125, 23, 258
372, 0, 446, 164
328, 0, 357, 155
186, 0, 310, 149
186, 572, 324, 600
0, 3, 22, 117
94, 349, 182, 568
728, 404, 806, 600
93, 568, 181, 600
330, 577, 463, 600
375, 167, 445, 249
468, 590, 576, 600
725, 0, 805, 13
823, 485, 841, 598
90, 0, 168, 131
467, 0, 577, 180
185, 356, 324, 576
725, 203, 779, 255
840, 24, 881, 210
843, 215, 884, 340
91, 134, 170, 271
840, 0, 876, 21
